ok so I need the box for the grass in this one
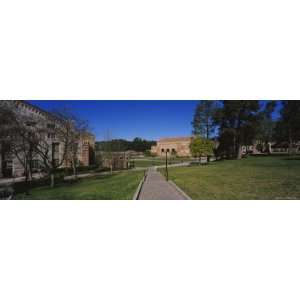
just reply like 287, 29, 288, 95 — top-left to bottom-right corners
160, 155, 300, 200
15, 170, 144, 200
132, 157, 194, 168
132, 159, 165, 168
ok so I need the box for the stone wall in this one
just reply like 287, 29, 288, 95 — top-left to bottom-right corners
151, 137, 192, 157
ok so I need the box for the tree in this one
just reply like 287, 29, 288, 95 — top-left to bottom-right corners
0, 102, 92, 189
0, 104, 39, 192
28, 109, 89, 188
214, 101, 260, 159
95, 138, 155, 153
257, 101, 277, 154
0, 105, 17, 178
29, 120, 67, 188
52, 108, 89, 179
189, 136, 214, 163
273, 101, 300, 153
9, 116, 38, 189
192, 101, 217, 138
102, 129, 114, 174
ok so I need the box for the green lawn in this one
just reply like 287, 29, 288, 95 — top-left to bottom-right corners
133, 157, 194, 168
132, 159, 165, 168
161, 155, 300, 200
15, 170, 144, 200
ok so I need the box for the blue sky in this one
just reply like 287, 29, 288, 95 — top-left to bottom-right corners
29, 100, 282, 141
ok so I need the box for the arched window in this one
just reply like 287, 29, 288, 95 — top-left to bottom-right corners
161, 149, 165, 153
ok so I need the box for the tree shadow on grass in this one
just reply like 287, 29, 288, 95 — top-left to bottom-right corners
284, 156, 300, 161
93, 173, 120, 180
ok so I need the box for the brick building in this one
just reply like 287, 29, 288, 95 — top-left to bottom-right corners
0, 100, 95, 178
151, 137, 192, 157
101, 152, 131, 170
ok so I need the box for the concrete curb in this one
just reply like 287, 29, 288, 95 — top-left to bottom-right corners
132, 171, 147, 200
169, 180, 192, 200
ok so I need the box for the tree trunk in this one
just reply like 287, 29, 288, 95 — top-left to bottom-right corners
50, 173, 55, 188
72, 159, 77, 179
24, 173, 30, 195
266, 142, 272, 155
288, 129, 293, 155
237, 144, 243, 159
28, 161, 33, 181
24, 161, 30, 195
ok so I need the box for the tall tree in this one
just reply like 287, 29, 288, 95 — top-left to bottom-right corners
257, 101, 277, 154
214, 101, 260, 159
192, 101, 217, 138
0, 104, 39, 191
273, 101, 300, 153
0, 105, 17, 178
96, 138, 155, 153
102, 129, 114, 173
52, 108, 89, 179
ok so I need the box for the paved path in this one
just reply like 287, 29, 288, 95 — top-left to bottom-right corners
138, 167, 188, 200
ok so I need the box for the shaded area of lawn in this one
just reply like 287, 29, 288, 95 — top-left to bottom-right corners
15, 171, 144, 200
161, 155, 300, 200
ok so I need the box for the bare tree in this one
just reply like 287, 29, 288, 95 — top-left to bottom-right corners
52, 108, 89, 180
0, 104, 37, 192
102, 129, 114, 174
0, 105, 16, 179
1, 102, 91, 189
27, 114, 70, 188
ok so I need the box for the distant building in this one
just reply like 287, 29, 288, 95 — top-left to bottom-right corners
0, 100, 95, 178
100, 152, 131, 170
125, 150, 145, 158
151, 137, 192, 157
272, 141, 300, 153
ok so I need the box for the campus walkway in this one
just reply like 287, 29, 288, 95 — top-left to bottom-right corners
138, 167, 189, 200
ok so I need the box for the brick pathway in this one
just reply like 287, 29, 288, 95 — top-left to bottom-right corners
138, 167, 188, 200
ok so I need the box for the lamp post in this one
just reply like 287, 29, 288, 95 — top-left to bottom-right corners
165, 149, 169, 181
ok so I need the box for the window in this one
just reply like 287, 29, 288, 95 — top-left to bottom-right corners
31, 160, 40, 169
53, 159, 59, 167
71, 143, 79, 153
48, 133, 55, 139
161, 149, 165, 153
25, 121, 36, 127
47, 123, 55, 129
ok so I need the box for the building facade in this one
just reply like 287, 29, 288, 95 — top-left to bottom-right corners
100, 152, 131, 170
0, 100, 95, 178
151, 137, 192, 157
